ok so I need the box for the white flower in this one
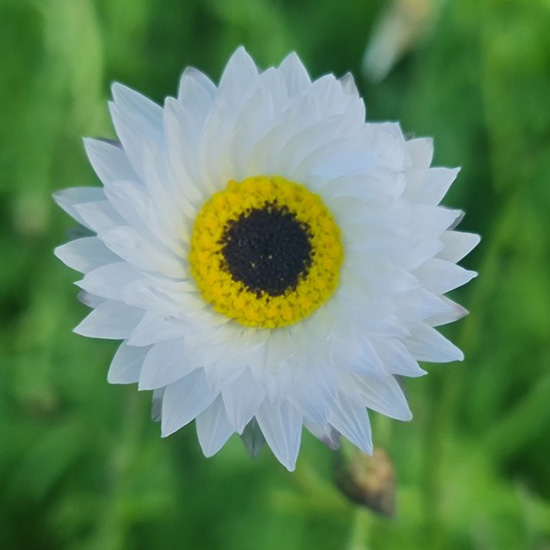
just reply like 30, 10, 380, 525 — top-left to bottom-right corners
55, 47, 479, 471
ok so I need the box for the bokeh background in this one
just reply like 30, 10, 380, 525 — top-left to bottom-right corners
1, 0, 549, 548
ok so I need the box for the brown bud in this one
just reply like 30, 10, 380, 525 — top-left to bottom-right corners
335, 446, 396, 517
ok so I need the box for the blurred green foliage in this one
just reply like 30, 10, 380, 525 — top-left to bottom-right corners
1, 0, 549, 549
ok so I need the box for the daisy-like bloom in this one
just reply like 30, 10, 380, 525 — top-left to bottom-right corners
55, 48, 479, 471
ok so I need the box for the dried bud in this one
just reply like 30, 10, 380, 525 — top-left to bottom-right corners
335, 446, 396, 517
363, 0, 435, 82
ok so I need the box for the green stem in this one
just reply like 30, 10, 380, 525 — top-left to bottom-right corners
346, 508, 372, 550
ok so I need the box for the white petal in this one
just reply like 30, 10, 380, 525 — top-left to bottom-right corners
122, 277, 199, 317
309, 74, 354, 118
163, 97, 209, 206
53, 186, 106, 227
255, 400, 303, 471
74, 201, 124, 232
438, 231, 481, 262
196, 96, 239, 195
103, 180, 152, 230
319, 173, 394, 202
77, 290, 105, 308
55, 237, 119, 273
450, 210, 465, 230
399, 288, 462, 323
279, 115, 349, 181
246, 99, 317, 177
304, 421, 341, 450
77, 262, 142, 300
426, 297, 468, 327
74, 300, 144, 340
407, 205, 462, 237
329, 310, 386, 370
351, 375, 412, 421
99, 226, 182, 278
139, 338, 195, 390
196, 396, 234, 457
83, 138, 140, 186
261, 328, 296, 375
405, 167, 460, 205
343, 335, 390, 378
339, 72, 359, 97
129, 143, 193, 256
108, 341, 149, 384
108, 103, 160, 184
328, 397, 373, 453
365, 122, 406, 167
177, 66, 217, 121
414, 258, 477, 294
221, 369, 265, 434
404, 323, 464, 362
373, 338, 426, 377
218, 46, 259, 101
228, 84, 278, 180
105, 180, 182, 256
111, 83, 164, 144
278, 51, 311, 96
161, 369, 217, 437
288, 368, 337, 425
128, 311, 187, 347
406, 137, 433, 170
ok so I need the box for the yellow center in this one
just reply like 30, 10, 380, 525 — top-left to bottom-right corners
188, 176, 344, 328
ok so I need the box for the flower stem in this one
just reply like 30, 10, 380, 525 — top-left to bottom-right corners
346, 508, 372, 550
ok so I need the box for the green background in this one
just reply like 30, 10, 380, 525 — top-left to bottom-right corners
1, 0, 549, 548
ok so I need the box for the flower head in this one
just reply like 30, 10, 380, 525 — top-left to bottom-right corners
55, 48, 479, 470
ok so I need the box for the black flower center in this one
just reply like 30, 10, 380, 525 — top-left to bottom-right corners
220, 202, 313, 296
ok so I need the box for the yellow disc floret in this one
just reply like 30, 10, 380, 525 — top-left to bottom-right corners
189, 176, 344, 328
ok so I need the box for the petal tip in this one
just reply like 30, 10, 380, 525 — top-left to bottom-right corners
111, 81, 130, 101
